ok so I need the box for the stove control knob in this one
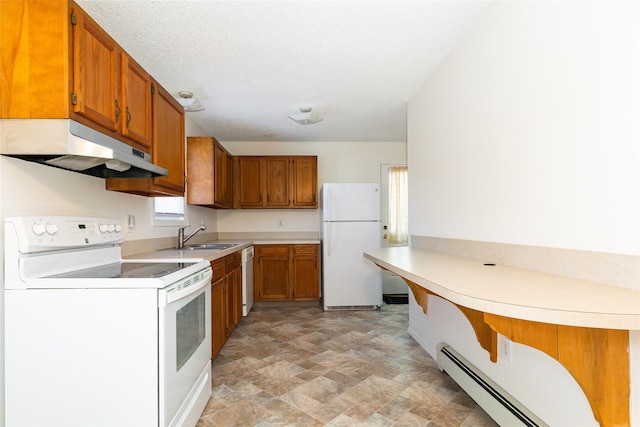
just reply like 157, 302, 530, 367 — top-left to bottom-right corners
45, 223, 58, 235
99, 224, 109, 233
32, 223, 46, 236
114, 224, 123, 233
107, 224, 116, 233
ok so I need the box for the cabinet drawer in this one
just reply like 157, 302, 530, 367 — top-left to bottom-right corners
256, 245, 289, 258
225, 252, 241, 272
292, 245, 318, 256
210, 258, 225, 282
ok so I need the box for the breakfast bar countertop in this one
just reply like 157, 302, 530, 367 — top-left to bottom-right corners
364, 246, 640, 330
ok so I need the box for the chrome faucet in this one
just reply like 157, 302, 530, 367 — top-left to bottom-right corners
177, 220, 206, 249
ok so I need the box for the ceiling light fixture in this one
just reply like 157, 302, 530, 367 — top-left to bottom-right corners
177, 91, 205, 112
288, 107, 323, 125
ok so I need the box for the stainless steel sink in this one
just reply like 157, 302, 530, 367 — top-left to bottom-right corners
185, 243, 239, 250
159, 243, 240, 251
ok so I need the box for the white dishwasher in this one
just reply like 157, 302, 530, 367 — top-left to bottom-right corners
241, 245, 254, 316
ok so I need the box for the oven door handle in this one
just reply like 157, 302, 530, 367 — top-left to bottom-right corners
160, 267, 212, 306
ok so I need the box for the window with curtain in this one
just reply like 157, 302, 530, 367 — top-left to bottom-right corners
388, 165, 408, 244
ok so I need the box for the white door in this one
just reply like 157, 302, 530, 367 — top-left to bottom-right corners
380, 164, 409, 295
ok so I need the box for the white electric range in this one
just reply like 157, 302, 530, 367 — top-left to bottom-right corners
3, 216, 212, 427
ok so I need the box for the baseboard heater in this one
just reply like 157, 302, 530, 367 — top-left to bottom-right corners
437, 343, 549, 427
323, 305, 381, 311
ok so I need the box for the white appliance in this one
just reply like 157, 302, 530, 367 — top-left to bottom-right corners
321, 183, 382, 310
3, 216, 213, 427
242, 245, 254, 316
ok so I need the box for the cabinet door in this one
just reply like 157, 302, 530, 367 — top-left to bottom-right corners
121, 54, 151, 149
152, 83, 185, 193
292, 245, 320, 300
224, 269, 235, 336
214, 142, 227, 206
186, 137, 215, 205
225, 253, 242, 335
255, 245, 290, 300
236, 157, 264, 208
233, 265, 242, 326
211, 276, 226, 359
265, 157, 290, 207
225, 150, 234, 206
210, 258, 226, 359
292, 157, 318, 208
72, 8, 119, 132
1, 1, 70, 118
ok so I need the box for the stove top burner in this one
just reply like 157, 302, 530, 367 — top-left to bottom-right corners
46, 261, 199, 279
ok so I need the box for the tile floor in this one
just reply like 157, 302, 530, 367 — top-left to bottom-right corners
197, 304, 498, 426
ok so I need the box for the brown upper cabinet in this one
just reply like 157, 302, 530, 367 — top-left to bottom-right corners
2, 1, 184, 195
106, 83, 185, 196
235, 157, 264, 208
234, 156, 317, 209
187, 136, 233, 208
1, 1, 159, 152
120, 54, 152, 149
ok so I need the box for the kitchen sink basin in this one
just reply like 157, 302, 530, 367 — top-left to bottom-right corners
160, 243, 240, 251
185, 243, 239, 250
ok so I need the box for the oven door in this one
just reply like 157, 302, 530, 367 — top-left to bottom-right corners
159, 266, 212, 427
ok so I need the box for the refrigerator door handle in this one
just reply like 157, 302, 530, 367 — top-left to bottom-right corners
327, 221, 332, 256
327, 186, 332, 220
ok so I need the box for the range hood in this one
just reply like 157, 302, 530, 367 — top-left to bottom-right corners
0, 119, 167, 178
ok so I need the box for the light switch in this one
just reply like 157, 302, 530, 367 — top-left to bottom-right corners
127, 215, 136, 231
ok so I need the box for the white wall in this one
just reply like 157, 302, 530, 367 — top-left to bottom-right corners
217, 141, 406, 232
407, 1, 638, 426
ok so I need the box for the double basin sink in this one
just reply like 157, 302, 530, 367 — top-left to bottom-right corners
161, 243, 240, 251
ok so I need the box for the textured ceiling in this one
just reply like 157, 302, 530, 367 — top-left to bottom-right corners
75, 1, 489, 142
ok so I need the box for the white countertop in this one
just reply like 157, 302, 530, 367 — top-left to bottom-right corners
126, 240, 320, 262
126, 241, 253, 262
364, 246, 640, 330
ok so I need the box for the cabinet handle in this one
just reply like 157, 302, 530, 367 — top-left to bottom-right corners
115, 100, 121, 123
126, 107, 132, 128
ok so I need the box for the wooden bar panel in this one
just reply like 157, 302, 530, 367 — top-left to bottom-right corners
484, 313, 558, 360
558, 326, 629, 427
403, 278, 429, 314
402, 277, 497, 361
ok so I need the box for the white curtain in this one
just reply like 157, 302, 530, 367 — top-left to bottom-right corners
388, 165, 408, 244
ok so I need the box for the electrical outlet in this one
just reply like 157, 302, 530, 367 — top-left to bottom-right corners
277, 219, 285, 229
499, 334, 513, 363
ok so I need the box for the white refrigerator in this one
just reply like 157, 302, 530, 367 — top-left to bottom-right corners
321, 183, 382, 310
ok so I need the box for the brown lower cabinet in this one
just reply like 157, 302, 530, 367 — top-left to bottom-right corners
210, 252, 242, 360
253, 244, 320, 302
